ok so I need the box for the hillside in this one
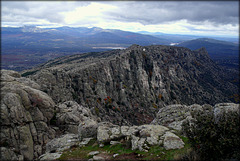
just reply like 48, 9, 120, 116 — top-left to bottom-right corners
22, 44, 238, 125
176, 38, 239, 68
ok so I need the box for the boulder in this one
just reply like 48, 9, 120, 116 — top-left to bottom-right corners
56, 101, 96, 134
0, 70, 56, 160
39, 152, 62, 161
213, 103, 239, 123
45, 134, 79, 153
163, 132, 185, 150
78, 119, 99, 140
88, 151, 100, 156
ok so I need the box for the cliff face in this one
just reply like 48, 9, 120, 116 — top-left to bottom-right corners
24, 45, 238, 125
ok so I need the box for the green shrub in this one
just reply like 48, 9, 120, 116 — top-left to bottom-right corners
182, 109, 240, 161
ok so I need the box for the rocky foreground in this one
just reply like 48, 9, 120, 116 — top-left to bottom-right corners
1, 70, 239, 160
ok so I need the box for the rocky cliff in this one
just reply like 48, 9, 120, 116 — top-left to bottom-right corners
23, 44, 238, 125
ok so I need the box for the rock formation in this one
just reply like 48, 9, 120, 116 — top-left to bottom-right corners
1, 44, 239, 160
23, 45, 238, 125
55, 101, 98, 134
0, 70, 56, 160
151, 103, 239, 131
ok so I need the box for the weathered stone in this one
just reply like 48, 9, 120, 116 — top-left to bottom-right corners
39, 152, 62, 161
57, 101, 96, 134
0, 147, 18, 160
113, 153, 119, 158
1, 69, 56, 161
131, 135, 140, 150
18, 125, 34, 160
88, 151, 100, 156
78, 119, 98, 140
79, 138, 93, 147
214, 103, 239, 123
97, 126, 111, 143
163, 132, 185, 150
46, 134, 78, 153
110, 141, 121, 145
93, 155, 105, 161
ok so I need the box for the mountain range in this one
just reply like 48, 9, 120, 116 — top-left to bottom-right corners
1, 26, 239, 72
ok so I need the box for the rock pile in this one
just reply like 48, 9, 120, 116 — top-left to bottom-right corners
96, 124, 184, 151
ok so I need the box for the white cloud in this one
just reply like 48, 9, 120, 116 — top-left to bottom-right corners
63, 2, 117, 25
1, 1, 239, 37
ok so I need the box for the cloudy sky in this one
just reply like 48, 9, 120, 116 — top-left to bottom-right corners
2, 1, 239, 37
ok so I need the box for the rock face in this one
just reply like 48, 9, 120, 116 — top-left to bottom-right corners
151, 103, 239, 131
25, 45, 238, 125
0, 70, 56, 160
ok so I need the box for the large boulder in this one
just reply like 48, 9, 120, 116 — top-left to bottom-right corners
151, 103, 239, 131
45, 134, 79, 153
0, 70, 56, 160
56, 101, 97, 134
213, 103, 239, 122
163, 132, 185, 150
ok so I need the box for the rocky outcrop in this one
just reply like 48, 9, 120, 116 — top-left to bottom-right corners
39, 122, 185, 160
39, 134, 79, 160
96, 124, 184, 152
55, 101, 98, 134
151, 103, 239, 131
25, 45, 238, 125
0, 70, 56, 160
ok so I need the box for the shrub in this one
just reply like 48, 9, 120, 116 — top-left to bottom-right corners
182, 109, 240, 161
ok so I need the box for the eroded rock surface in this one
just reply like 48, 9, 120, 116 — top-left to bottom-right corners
0, 70, 56, 160
56, 101, 97, 134
25, 45, 238, 125
151, 103, 239, 131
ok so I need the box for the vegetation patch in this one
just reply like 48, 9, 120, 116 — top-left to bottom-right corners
57, 136, 192, 160
21, 70, 39, 77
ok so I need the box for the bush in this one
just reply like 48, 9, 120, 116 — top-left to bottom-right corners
182, 109, 240, 161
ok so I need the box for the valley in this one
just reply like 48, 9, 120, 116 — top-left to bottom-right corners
1, 26, 239, 73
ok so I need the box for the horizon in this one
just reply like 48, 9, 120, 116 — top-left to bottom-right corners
2, 25, 239, 39
2, 1, 239, 38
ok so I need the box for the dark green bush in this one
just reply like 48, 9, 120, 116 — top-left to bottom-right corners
182, 109, 240, 161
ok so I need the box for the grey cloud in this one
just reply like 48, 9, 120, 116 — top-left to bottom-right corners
2, 1, 90, 25
103, 1, 239, 26
2, 1, 238, 27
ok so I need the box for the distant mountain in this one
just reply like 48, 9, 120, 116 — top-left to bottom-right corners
137, 31, 239, 44
176, 38, 239, 60
1, 26, 172, 71
1, 26, 239, 72
176, 38, 239, 81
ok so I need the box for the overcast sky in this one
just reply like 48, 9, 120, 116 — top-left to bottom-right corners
2, 1, 239, 37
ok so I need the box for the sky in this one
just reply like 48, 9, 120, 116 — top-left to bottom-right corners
1, 1, 239, 37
